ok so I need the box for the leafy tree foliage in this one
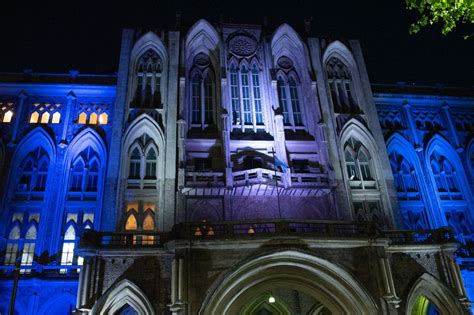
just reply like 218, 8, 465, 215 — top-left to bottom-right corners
406, 0, 474, 36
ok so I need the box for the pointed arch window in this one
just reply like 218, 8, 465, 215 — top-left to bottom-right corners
389, 151, 420, 200
15, 147, 50, 200
189, 53, 216, 129
4, 225, 21, 266
277, 74, 304, 129
326, 58, 359, 114
430, 153, 463, 200
344, 137, 376, 190
127, 134, 159, 189
59, 212, 93, 274
29, 102, 62, 124
132, 50, 162, 108
0, 101, 15, 123
67, 147, 101, 200
145, 148, 157, 179
21, 224, 37, 274
229, 63, 264, 131
123, 201, 156, 245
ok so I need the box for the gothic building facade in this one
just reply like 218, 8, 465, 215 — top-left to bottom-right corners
0, 20, 472, 314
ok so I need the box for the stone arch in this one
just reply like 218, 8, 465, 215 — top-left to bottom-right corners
405, 273, 463, 314
386, 133, 438, 228
199, 249, 378, 315
91, 279, 154, 315
128, 31, 168, 108
322, 40, 357, 74
185, 19, 220, 70
271, 24, 308, 70
12, 127, 56, 165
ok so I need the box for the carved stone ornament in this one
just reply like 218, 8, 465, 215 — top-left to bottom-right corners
277, 56, 294, 69
229, 35, 257, 57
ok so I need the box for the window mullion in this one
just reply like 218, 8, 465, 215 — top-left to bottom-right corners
249, 71, 257, 132
287, 84, 296, 130
238, 69, 245, 132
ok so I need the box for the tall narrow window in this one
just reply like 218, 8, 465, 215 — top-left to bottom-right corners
0, 102, 15, 123
145, 148, 157, 179
132, 50, 163, 108
230, 66, 240, 125
326, 57, 360, 114
70, 161, 84, 191
129, 148, 141, 179
4, 225, 21, 266
191, 74, 201, 124
229, 63, 264, 131
344, 137, 376, 190
189, 54, 215, 130
60, 225, 76, 274
430, 153, 463, 200
86, 160, 99, 191
16, 147, 49, 200
21, 225, 37, 274
276, 57, 305, 129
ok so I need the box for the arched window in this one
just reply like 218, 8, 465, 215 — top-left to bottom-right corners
29, 102, 62, 124
389, 151, 420, 200
77, 103, 110, 125
229, 63, 264, 131
129, 148, 141, 179
276, 57, 304, 129
132, 50, 162, 108
123, 201, 157, 245
126, 134, 159, 189
67, 147, 101, 200
189, 52, 216, 129
145, 148, 157, 179
4, 225, 21, 266
0, 101, 15, 123
60, 225, 76, 274
326, 58, 359, 114
15, 147, 50, 200
344, 137, 376, 190
430, 153, 462, 200
21, 224, 37, 274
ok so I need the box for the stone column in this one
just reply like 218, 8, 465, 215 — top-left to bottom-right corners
401, 102, 422, 151
60, 91, 76, 146
379, 256, 401, 312
274, 113, 290, 188
10, 90, 28, 144
440, 103, 462, 152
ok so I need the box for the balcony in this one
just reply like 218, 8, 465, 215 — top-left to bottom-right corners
77, 220, 455, 251
185, 168, 331, 189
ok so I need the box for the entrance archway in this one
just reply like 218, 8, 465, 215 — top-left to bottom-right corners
199, 250, 378, 315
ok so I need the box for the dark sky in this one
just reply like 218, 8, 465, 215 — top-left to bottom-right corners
1, 0, 472, 87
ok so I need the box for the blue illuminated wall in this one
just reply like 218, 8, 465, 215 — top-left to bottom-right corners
0, 75, 116, 314
373, 84, 474, 306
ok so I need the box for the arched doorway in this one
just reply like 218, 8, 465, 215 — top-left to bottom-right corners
199, 250, 378, 315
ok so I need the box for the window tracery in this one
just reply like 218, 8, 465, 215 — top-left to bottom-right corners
15, 147, 50, 200
127, 134, 159, 189
29, 102, 61, 124
77, 103, 109, 125
344, 137, 376, 190
67, 147, 100, 201
59, 212, 93, 274
229, 63, 264, 131
276, 57, 304, 130
430, 152, 463, 200
389, 151, 420, 200
131, 50, 162, 108
4, 212, 39, 274
189, 53, 215, 129
326, 58, 359, 114
124, 201, 156, 244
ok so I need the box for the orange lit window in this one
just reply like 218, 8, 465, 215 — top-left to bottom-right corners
30, 112, 39, 123
52, 112, 61, 124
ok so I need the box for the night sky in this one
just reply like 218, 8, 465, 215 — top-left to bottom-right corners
1, 0, 472, 87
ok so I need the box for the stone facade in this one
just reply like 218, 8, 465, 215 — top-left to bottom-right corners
0, 20, 473, 314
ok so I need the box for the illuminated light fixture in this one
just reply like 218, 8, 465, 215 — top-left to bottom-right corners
268, 294, 275, 304
248, 225, 255, 234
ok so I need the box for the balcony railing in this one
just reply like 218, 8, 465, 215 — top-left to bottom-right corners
185, 169, 331, 188
79, 231, 170, 248
76, 221, 456, 251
